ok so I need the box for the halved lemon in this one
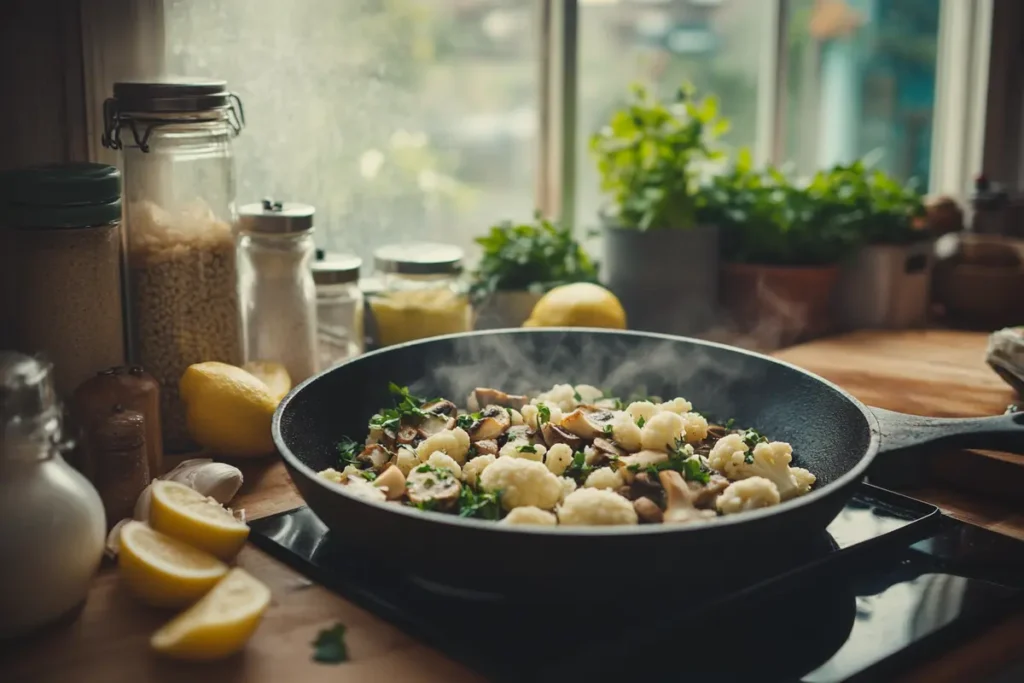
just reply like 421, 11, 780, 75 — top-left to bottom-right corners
118, 521, 228, 608
149, 480, 250, 561
151, 567, 271, 661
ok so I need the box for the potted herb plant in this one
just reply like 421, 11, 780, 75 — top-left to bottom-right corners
589, 82, 729, 336
470, 215, 599, 329
701, 150, 860, 346
821, 162, 932, 330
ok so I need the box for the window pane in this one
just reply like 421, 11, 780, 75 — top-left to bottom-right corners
576, 0, 771, 228
164, 0, 537, 260
783, 0, 940, 184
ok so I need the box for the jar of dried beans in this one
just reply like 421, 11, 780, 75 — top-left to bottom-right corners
103, 79, 246, 452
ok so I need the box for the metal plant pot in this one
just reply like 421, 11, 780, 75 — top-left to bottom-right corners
601, 223, 719, 336
835, 242, 934, 331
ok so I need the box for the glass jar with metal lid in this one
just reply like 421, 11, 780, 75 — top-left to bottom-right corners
369, 242, 472, 347
312, 251, 364, 368
237, 199, 319, 385
102, 78, 245, 451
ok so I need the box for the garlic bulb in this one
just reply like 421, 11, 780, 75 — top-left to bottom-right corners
134, 459, 244, 521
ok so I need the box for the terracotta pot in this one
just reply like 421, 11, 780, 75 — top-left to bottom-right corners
720, 263, 840, 347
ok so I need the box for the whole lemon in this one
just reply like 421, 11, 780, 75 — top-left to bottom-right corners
523, 283, 627, 329
179, 362, 279, 457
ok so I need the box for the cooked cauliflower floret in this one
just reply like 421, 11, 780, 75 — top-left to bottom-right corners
716, 477, 781, 514
707, 437, 807, 501
502, 506, 557, 526
425, 452, 463, 479
679, 412, 709, 443
337, 477, 387, 502
625, 401, 658, 424
462, 454, 496, 486
394, 446, 420, 476
639, 411, 685, 451
479, 457, 563, 510
791, 467, 817, 496
532, 384, 578, 413
574, 384, 604, 404
509, 408, 525, 426
558, 476, 577, 502
416, 427, 471, 464
545, 443, 573, 476
584, 466, 625, 490
521, 402, 562, 430
557, 488, 638, 526
658, 397, 693, 414
499, 438, 547, 462
610, 411, 642, 452
317, 468, 344, 484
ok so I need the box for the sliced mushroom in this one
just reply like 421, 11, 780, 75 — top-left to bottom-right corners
358, 444, 393, 471
423, 399, 457, 417
630, 471, 664, 500
396, 425, 419, 445
467, 405, 511, 442
473, 387, 529, 410
618, 450, 669, 483
416, 412, 454, 440
560, 408, 616, 441
688, 473, 730, 509
706, 423, 730, 441
405, 465, 461, 511
540, 422, 584, 450
593, 398, 621, 411
592, 437, 626, 460
633, 496, 664, 524
474, 439, 499, 457
373, 465, 407, 501
659, 470, 717, 524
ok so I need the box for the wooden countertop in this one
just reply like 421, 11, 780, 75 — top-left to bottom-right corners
2, 330, 1022, 683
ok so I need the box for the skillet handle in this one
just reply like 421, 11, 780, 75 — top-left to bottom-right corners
871, 408, 1024, 456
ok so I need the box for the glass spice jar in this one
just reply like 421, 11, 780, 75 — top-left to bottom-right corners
311, 251, 364, 369
103, 79, 246, 452
237, 199, 319, 384
369, 243, 472, 347
0, 164, 126, 398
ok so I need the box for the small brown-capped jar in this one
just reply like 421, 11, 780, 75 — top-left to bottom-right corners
71, 365, 162, 477
90, 406, 149, 527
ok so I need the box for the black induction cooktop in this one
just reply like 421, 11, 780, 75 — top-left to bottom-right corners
249, 484, 1024, 683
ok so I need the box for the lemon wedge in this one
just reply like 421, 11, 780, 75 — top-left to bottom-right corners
151, 567, 271, 661
242, 361, 292, 402
118, 521, 227, 608
149, 480, 250, 561
179, 361, 279, 457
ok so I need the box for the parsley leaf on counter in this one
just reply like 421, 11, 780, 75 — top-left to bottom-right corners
312, 623, 348, 664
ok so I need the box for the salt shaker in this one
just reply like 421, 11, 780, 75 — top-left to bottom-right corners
90, 406, 149, 527
312, 251, 364, 369
237, 199, 319, 384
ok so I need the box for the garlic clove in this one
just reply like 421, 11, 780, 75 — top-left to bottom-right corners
134, 481, 155, 520
105, 518, 131, 558
190, 462, 244, 505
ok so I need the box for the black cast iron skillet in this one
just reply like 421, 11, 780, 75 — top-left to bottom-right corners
273, 329, 1024, 594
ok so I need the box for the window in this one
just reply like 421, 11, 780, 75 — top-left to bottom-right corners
782, 0, 942, 186
164, 0, 539, 260
576, 0, 773, 227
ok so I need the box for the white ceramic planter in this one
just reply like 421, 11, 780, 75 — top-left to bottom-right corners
835, 241, 934, 330
474, 290, 543, 330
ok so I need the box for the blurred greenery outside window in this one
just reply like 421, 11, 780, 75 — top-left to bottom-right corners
164, 0, 941, 260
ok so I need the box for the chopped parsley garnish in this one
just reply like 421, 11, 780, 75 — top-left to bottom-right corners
573, 389, 583, 402
602, 424, 614, 436
537, 403, 551, 425
337, 436, 362, 468
359, 470, 377, 481
458, 487, 502, 520
744, 452, 755, 465
517, 444, 538, 454
312, 623, 348, 664
724, 417, 736, 429
741, 428, 768, 450
414, 499, 439, 512
466, 445, 478, 459
564, 450, 594, 481
456, 413, 478, 430
636, 416, 646, 428
369, 383, 439, 431
630, 442, 710, 483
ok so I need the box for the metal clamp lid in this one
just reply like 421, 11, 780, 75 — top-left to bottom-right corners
102, 78, 245, 152
238, 198, 315, 234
